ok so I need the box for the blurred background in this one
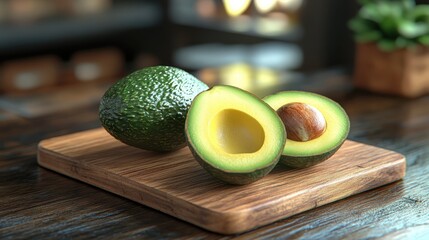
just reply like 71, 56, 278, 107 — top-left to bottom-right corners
0, 0, 425, 118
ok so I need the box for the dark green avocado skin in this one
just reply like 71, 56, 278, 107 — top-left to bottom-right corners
187, 138, 281, 185
280, 142, 345, 168
99, 66, 208, 152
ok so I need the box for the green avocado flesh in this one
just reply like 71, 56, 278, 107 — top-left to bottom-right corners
99, 66, 208, 152
186, 85, 286, 185
263, 91, 350, 168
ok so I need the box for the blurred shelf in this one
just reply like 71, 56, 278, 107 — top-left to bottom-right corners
0, 2, 162, 54
172, 16, 302, 42
0, 82, 110, 118
170, 1, 302, 42
0, 108, 22, 124
173, 42, 303, 70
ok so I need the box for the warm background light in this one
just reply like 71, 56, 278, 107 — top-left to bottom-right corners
223, 0, 251, 17
254, 0, 277, 14
278, 0, 303, 11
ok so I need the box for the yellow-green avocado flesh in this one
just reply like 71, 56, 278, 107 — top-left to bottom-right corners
186, 85, 286, 185
263, 91, 350, 168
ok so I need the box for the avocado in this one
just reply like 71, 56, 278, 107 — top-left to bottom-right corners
99, 66, 208, 152
185, 85, 286, 185
263, 91, 350, 168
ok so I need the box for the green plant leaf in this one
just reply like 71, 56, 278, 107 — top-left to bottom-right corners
418, 35, 429, 46
380, 16, 400, 36
360, 3, 381, 21
395, 37, 410, 48
378, 39, 397, 51
377, 1, 402, 18
411, 5, 429, 22
400, 0, 415, 12
399, 21, 429, 38
353, 0, 428, 48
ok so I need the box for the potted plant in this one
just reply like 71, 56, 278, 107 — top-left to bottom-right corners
349, 0, 429, 97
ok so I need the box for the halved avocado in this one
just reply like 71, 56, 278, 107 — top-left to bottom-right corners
263, 91, 350, 168
185, 85, 286, 185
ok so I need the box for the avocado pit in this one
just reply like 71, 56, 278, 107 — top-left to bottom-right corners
264, 91, 350, 168
277, 102, 326, 142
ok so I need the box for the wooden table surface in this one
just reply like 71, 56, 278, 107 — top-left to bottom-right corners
1, 74, 429, 239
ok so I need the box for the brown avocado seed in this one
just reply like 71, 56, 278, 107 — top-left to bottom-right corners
277, 102, 326, 142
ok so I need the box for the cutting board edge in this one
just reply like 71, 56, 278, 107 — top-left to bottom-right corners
37, 139, 407, 235
37, 145, 253, 234
234, 154, 406, 234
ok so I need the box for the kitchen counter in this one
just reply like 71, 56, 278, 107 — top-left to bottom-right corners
1, 75, 428, 239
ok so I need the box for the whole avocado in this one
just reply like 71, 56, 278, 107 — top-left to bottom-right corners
99, 66, 208, 152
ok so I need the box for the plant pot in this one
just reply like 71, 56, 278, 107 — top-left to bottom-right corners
353, 43, 429, 98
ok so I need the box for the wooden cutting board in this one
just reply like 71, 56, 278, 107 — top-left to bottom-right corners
37, 128, 406, 234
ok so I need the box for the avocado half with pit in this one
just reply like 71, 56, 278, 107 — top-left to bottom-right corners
263, 91, 350, 168
185, 85, 286, 185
